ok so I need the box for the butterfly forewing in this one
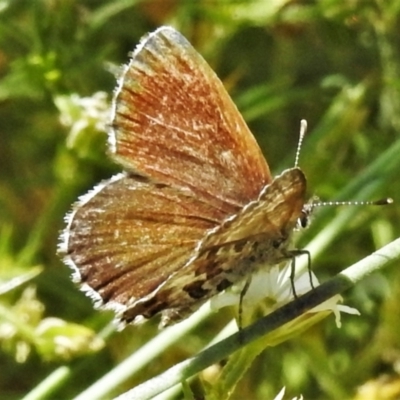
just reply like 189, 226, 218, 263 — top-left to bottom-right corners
110, 27, 271, 206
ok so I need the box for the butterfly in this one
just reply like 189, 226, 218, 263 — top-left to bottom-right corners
59, 26, 308, 328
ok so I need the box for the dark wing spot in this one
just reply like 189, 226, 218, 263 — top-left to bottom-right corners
233, 241, 246, 252
272, 239, 282, 248
217, 279, 231, 292
122, 291, 171, 322
183, 280, 209, 299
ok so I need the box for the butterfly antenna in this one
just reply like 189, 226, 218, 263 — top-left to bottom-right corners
295, 118, 393, 211
312, 198, 393, 208
294, 119, 307, 168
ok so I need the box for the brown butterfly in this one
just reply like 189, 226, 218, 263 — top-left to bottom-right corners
59, 26, 308, 327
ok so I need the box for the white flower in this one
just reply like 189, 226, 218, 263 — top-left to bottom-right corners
210, 263, 359, 328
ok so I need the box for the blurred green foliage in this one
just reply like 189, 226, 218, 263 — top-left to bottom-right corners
0, 1, 399, 399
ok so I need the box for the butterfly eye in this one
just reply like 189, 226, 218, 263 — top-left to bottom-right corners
297, 200, 316, 230
298, 214, 309, 229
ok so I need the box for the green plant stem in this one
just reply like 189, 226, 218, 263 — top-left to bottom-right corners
23, 367, 71, 400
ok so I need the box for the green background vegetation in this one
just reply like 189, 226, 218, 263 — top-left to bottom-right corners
1, 1, 399, 399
